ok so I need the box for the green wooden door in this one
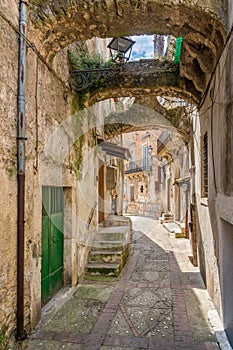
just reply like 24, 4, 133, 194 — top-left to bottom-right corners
41, 187, 64, 305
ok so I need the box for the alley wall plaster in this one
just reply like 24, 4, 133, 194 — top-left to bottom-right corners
192, 11, 233, 324
0, 7, 117, 336
0, 4, 127, 335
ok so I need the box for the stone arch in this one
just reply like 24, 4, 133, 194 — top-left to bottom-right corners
29, 0, 226, 97
83, 59, 201, 106
29, 0, 225, 56
103, 99, 190, 143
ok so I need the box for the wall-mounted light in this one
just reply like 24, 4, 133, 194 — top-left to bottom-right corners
107, 37, 136, 63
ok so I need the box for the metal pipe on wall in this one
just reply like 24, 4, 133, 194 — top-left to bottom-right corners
16, 0, 27, 340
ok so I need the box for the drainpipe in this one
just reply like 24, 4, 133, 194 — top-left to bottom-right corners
16, 0, 27, 341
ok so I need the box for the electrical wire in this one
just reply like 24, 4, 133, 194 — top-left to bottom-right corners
198, 24, 233, 110
0, 9, 71, 92
212, 39, 233, 103
33, 56, 39, 172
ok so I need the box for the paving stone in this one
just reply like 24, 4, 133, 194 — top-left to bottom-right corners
40, 297, 105, 334
25, 217, 220, 350
74, 283, 114, 302
100, 347, 134, 350
107, 309, 133, 336
26, 340, 83, 350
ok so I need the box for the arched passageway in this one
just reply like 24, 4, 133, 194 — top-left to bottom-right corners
29, 0, 226, 99
74, 59, 201, 106
103, 99, 190, 142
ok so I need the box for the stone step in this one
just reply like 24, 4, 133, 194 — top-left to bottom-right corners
89, 250, 123, 264
94, 226, 130, 247
96, 226, 128, 240
163, 214, 174, 218
86, 217, 131, 280
162, 213, 175, 223
97, 226, 128, 233
92, 240, 126, 251
104, 215, 131, 228
86, 262, 121, 277
163, 219, 174, 223
95, 231, 126, 241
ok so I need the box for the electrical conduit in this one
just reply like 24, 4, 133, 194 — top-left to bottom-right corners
16, 0, 27, 340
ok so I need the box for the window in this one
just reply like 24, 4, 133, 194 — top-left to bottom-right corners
140, 185, 144, 193
202, 132, 208, 197
130, 150, 135, 171
143, 145, 149, 168
129, 185, 134, 201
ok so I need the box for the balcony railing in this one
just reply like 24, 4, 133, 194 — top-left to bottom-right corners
124, 158, 151, 174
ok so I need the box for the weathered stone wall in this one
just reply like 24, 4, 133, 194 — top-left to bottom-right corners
0, 2, 128, 336
28, 0, 226, 61
27, 0, 226, 109
193, 6, 233, 328
75, 59, 200, 106
0, 7, 114, 338
170, 144, 189, 222
227, 0, 233, 29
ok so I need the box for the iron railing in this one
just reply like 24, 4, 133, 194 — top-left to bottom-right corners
124, 158, 151, 174
70, 67, 119, 91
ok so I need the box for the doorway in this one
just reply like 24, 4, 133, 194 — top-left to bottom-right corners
221, 218, 233, 346
41, 186, 64, 305
98, 160, 105, 223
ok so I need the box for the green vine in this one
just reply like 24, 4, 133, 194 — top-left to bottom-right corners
68, 51, 113, 71
68, 50, 114, 109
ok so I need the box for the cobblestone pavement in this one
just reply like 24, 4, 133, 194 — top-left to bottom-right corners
26, 217, 220, 350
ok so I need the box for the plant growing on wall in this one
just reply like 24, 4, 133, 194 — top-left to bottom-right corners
68, 48, 114, 109
68, 51, 112, 71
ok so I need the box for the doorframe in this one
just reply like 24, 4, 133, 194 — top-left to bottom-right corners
220, 218, 233, 347
98, 160, 105, 224
41, 186, 64, 305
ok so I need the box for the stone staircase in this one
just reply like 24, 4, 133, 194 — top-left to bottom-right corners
85, 216, 131, 278
160, 212, 187, 239
159, 212, 175, 224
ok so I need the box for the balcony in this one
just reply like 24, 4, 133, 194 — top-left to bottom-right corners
124, 158, 151, 174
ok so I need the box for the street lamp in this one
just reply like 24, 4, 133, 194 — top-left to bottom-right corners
107, 37, 136, 63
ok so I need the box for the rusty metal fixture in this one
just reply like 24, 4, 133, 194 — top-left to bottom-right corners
17, 174, 26, 340
16, 0, 27, 341
70, 67, 119, 91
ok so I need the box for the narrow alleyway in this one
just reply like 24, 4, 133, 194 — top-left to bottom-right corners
26, 217, 221, 350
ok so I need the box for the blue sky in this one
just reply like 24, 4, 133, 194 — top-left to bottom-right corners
130, 35, 154, 60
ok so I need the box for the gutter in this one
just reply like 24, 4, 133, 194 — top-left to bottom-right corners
16, 0, 27, 340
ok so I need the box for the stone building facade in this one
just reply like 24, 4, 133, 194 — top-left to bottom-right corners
122, 123, 189, 225
123, 130, 163, 218
1, 0, 233, 347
